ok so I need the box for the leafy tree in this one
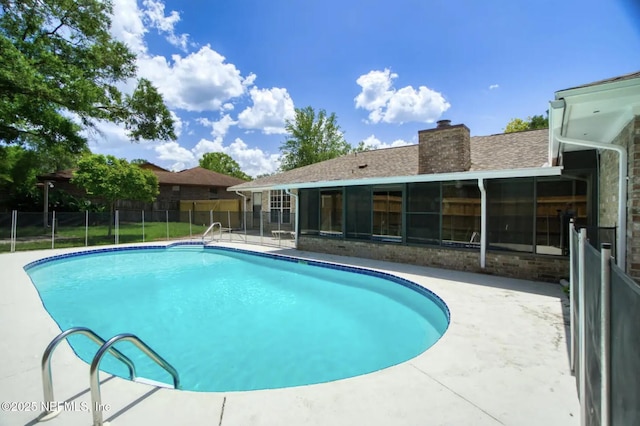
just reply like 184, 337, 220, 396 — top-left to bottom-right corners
0, 0, 176, 153
0, 143, 88, 210
528, 114, 549, 130
199, 152, 251, 180
0, 145, 41, 209
279, 106, 351, 171
504, 114, 549, 133
351, 141, 371, 153
71, 154, 159, 235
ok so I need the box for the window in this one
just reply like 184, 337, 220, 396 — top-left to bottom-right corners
487, 178, 534, 253
209, 187, 219, 199
372, 187, 402, 242
406, 182, 440, 245
442, 181, 481, 248
536, 177, 587, 255
270, 190, 291, 223
345, 186, 372, 239
320, 190, 343, 236
299, 189, 319, 235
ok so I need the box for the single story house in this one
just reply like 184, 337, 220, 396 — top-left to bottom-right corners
230, 71, 640, 283
39, 164, 247, 212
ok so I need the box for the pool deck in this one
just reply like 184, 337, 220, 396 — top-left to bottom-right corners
0, 242, 579, 426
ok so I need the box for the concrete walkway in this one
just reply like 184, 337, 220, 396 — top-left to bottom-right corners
0, 243, 579, 426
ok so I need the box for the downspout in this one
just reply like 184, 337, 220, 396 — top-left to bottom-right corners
235, 191, 247, 235
555, 132, 627, 270
285, 188, 298, 247
477, 178, 487, 268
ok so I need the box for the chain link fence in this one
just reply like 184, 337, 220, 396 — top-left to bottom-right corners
1, 209, 297, 253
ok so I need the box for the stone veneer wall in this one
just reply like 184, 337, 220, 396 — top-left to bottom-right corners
599, 116, 640, 280
298, 236, 569, 283
418, 124, 471, 174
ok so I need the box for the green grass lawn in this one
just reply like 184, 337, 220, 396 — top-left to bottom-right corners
0, 222, 209, 253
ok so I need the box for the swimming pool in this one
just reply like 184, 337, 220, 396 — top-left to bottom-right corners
25, 245, 449, 392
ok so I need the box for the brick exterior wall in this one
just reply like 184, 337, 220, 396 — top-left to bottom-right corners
418, 123, 471, 174
298, 236, 569, 283
599, 116, 640, 280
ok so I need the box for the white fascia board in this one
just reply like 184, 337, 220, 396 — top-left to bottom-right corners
271, 166, 563, 190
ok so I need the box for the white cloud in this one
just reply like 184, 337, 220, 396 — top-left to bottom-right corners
154, 137, 279, 176
226, 138, 281, 177
155, 141, 194, 165
360, 135, 412, 150
138, 46, 248, 112
237, 87, 295, 134
354, 69, 450, 124
489, 84, 499, 90
111, 0, 147, 54
242, 73, 257, 87
142, 0, 190, 51
170, 111, 183, 137
197, 114, 237, 139
222, 103, 234, 111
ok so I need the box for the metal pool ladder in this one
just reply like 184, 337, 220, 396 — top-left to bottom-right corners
41, 327, 180, 426
202, 221, 223, 243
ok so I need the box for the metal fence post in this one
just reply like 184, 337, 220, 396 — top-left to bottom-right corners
115, 210, 119, 245
227, 210, 231, 242
601, 243, 612, 426
166, 210, 169, 241
85, 211, 89, 247
189, 210, 192, 239
578, 227, 587, 426
142, 210, 145, 243
569, 218, 575, 372
210, 210, 213, 226
260, 211, 263, 246
51, 211, 56, 249
10, 210, 17, 253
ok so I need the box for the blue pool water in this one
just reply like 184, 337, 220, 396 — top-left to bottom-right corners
25, 246, 449, 392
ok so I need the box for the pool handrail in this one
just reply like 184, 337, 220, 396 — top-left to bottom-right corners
202, 221, 223, 243
90, 333, 180, 426
41, 327, 136, 419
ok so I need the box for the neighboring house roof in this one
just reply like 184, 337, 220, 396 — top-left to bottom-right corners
38, 166, 247, 187
139, 162, 170, 172
39, 169, 75, 181
154, 167, 247, 187
229, 129, 549, 191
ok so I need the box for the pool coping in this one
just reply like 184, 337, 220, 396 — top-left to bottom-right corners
1, 241, 579, 426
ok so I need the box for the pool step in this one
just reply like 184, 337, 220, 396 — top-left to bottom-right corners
133, 377, 175, 389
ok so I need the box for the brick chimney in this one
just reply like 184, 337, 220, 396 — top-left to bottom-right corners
418, 120, 471, 174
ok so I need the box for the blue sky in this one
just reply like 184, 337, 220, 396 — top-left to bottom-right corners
92, 0, 640, 176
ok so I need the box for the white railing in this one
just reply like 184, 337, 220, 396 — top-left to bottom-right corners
202, 221, 222, 243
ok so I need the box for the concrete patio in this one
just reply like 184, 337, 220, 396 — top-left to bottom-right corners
0, 242, 579, 426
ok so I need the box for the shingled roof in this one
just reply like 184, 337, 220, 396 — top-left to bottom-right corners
39, 166, 248, 187
154, 167, 247, 187
229, 128, 549, 191
558, 70, 640, 93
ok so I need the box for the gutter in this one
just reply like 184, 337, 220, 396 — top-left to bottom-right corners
235, 191, 247, 235
284, 189, 298, 247
554, 131, 627, 270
